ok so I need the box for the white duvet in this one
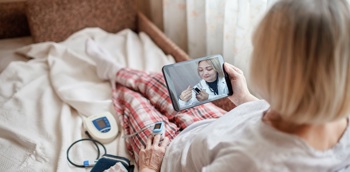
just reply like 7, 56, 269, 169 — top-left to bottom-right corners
0, 28, 175, 171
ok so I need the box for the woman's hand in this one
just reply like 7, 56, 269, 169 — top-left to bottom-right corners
196, 89, 209, 101
179, 86, 192, 102
138, 135, 170, 172
224, 63, 258, 106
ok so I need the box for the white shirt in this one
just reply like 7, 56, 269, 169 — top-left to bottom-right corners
161, 100, 350, 172
178, 76, 228, 108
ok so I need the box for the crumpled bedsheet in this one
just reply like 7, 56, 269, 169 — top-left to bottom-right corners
0, 27, 175, 171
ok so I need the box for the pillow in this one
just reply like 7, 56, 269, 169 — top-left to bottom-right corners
26, 0, 137, 43
0, 1, 30, 39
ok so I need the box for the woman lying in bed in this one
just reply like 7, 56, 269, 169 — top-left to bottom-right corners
87, 0, 350, 171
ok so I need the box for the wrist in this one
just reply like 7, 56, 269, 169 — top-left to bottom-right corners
232, 93, 258, 106
240, 94, 258, 105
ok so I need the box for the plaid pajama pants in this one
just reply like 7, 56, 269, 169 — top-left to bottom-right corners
111, 68, 226, 162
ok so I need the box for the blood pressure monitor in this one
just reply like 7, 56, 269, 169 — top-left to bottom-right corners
84, 112, 118, 143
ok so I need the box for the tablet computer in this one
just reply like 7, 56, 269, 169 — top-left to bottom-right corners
162, 54, 233, 111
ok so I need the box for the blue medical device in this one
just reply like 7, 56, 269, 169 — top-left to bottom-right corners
93, 117, 111, 133
152, 121, 165, 136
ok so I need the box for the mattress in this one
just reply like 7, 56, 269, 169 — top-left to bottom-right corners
0, 36, 32, 73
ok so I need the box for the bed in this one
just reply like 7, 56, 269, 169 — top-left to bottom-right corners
0, 0, 235, 171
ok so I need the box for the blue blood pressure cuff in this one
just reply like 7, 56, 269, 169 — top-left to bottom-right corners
90, 154, 134, 172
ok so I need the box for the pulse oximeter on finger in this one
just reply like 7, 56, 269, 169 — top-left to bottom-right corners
152, 121, 165, 137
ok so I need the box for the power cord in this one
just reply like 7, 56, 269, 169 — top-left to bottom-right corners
66, 131, 107, 168
122, 123, 156, 139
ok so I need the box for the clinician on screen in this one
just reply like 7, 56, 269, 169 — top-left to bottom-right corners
178, 58, 228, 107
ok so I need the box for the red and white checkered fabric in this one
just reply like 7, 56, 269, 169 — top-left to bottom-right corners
112, 68, 226, 162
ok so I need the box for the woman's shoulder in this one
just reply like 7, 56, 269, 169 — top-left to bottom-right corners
225, 99, 270, 116
196, 79, 206, 87
218, 76, 226, 83
205, 119, 350, 172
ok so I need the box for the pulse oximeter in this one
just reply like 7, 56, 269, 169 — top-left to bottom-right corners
152, 121, 165, 137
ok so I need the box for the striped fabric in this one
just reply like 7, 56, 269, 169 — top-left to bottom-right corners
112, 68, 226, 162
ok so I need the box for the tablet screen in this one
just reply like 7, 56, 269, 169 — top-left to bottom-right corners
162, 54, 233, 111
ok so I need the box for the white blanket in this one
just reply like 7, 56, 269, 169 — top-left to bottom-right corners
0, 28, 175, 171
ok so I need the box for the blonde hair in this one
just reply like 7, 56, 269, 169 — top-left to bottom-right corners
250, 0, 350, 124
198, 58, 224, 78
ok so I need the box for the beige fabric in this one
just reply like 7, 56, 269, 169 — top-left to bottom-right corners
140, 0, 279, 79
161, 0, 278, 75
